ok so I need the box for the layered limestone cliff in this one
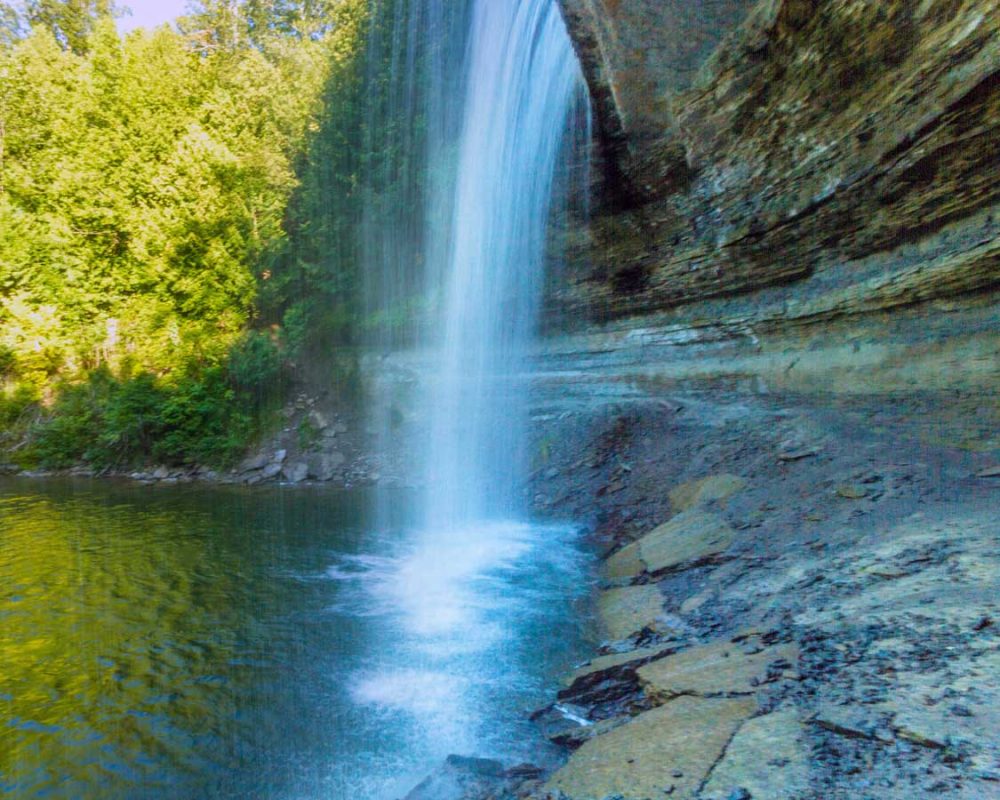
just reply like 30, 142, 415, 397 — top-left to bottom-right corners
544, 0, 999, 396
497, 5, 1000, 800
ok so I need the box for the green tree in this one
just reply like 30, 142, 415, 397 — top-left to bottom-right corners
24, 0, 117, 54
1, 0, 375, 468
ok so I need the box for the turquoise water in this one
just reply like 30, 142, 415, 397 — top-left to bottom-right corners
0, 479, 591, 799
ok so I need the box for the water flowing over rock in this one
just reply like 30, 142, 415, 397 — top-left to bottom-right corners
348, 0, 595, 793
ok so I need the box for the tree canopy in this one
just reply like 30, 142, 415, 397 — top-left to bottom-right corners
0, 0, 371, 468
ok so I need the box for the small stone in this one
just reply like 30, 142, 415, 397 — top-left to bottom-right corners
261, 463, 283, 480
976, 466, 1000, 477
778, 448, 819, 462
308, 409, 330, 430
273, 449, 288, 463
239, 452, 269, 472
835, 485, 867, 499
284, 462, 309, 483
605, 510, 736, 579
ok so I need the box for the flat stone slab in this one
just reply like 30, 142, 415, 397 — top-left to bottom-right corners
562, 643, 678, 687
606, 510, 736, 580
597, 585, 664, 641
544, 695, 756, 800
701, 706, 811, 800
669, 474, 747, 511
638, 636, 799, 703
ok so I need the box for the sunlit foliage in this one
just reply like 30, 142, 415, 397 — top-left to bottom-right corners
0, 0, 370, 468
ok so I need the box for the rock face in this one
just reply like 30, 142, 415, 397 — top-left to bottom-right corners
545, 0, 999, 399
558, 0, 757, 190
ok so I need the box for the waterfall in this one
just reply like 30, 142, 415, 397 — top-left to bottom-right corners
424, 0, 585, 529
360, 0, 587, 527
344, 0, 592, 793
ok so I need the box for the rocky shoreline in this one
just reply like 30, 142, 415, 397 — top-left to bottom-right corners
2, 390, 390, 490
7, 382, 998, 799
6, 378, 998, 800
403, 387, 1000, 800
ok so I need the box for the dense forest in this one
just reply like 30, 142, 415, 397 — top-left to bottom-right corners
0, 0, 373, 469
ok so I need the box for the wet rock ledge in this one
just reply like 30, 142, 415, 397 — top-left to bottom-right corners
407, 390, 1000, 800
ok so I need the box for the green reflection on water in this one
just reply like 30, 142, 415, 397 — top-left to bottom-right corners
0, 479, 376, 799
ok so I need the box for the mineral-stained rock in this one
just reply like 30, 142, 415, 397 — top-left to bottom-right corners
605, 510, 736, 580
700, 706, 812, 800
597, 584, 665, 641
668, 474, 747, 512
543, 695, 756, 800
637, 636, 798, 703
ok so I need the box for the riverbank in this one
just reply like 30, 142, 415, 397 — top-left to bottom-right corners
8, 382, 999, 799
1, 389, 389, 489
402, 386, 999, 799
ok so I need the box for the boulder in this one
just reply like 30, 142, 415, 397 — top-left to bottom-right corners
307, 452, 346, 481
403, 755, 507, 800
606, 510, 736, 580
260, 462, 283, 480
283, 462, 309, 483
239, 453, 269, 472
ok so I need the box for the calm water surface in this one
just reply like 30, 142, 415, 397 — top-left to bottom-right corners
0, 479, 592, 799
